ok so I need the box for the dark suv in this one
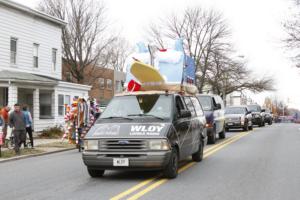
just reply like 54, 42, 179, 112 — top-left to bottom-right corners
247, 104, 265, 127
264, 109, 273, 125
196, 94, 226, 144
82, 91, 207, 179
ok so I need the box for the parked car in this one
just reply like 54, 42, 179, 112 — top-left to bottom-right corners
225, 106, 253, 131
82, 91, 207, 179
247, 104, 265, 127
264, 109, 273, 125
196, 94, 226, 144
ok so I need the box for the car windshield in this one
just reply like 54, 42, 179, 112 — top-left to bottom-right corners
247, 105, 261, 112
197, 96, 212, 111
225, 107, 246, 114
99, 94, 172, 119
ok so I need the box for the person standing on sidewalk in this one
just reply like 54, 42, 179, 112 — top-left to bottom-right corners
0, 108, 4, 146
9, 103, 26, 154
1, 106, 10, 147
23, 105, 34, 148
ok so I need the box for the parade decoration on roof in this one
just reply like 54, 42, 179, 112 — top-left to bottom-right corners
124, 39, 197, 94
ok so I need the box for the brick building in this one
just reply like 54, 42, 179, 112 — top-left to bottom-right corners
62, 63, 125, 105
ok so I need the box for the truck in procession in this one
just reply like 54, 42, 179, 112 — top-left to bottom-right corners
82, 39, 207, 178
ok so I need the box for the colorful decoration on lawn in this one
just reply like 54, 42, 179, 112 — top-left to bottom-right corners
62, 97, 99, 147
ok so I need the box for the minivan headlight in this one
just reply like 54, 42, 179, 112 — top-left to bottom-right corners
148, 139, 170, 150
84, 140, 99, 150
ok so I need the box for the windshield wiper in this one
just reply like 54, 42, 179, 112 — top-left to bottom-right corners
128, 114, 165, 120
101, 116, 133, 120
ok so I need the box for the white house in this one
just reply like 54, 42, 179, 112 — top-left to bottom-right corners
0, 0, 91, 131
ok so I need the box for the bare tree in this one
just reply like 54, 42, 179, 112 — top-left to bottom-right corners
148, 6, 274, 94
38, 0, 117, 84
283, 0, 300, 67
104, 37, 132, 71
205, 50, 274, 98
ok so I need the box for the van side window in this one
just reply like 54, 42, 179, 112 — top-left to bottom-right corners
190, 97, 204, 116
212, 97, 218, 109
175, 96, 185, 117
183, 97, 196, 117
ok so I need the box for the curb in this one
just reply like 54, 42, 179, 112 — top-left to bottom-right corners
0, 147, 76, 163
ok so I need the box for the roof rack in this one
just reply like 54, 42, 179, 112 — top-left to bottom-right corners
125, 82, 198, 95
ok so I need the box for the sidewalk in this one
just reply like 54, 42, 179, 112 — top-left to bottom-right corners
0, 138, 76, 163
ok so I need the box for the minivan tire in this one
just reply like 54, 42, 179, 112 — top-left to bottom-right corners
219, 125, 226, 139
192, 139, 203, 162
87, 168, 105, 178
207, 127, 216, 144
163, 148, 179, 179
243, 122, 249, 131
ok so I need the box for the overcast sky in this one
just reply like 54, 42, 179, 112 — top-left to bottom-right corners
13, 0, 300, 109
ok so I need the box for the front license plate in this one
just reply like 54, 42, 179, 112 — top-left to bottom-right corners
227, 123, 234, 126
113, 158, 129, 167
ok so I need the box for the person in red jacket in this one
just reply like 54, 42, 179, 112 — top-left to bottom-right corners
1, 106, 10, 147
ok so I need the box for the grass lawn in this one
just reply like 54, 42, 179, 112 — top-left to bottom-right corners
0, 148, 45, 159
36, 142, 75, 148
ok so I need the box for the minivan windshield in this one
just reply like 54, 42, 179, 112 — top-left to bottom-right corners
197, 96, 212, 111
100, 94, 172, 120
247, 105, 261, 112
225, 107, 246, 114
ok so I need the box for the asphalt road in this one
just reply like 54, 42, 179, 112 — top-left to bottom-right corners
1, 123, 300, 200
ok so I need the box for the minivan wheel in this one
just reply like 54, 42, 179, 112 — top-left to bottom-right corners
163, 148, 179, 179
87, 168, 105, 178
249, 125, 253, 130
243, 122, 249, 131
192, 139, 203, 162
207, 127, 216, 144
219, 125, 226, 139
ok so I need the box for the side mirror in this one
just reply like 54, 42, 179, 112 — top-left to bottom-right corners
247, 111, 252, 115
261, 109, 265, 112
180, 109, 192, 118
215, 103, 221, 110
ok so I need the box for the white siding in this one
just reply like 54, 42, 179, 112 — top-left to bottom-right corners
0, 4, 62, 79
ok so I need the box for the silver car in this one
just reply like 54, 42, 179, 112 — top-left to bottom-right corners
225, 106, 253, 131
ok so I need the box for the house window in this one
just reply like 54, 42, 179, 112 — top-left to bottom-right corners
10, 38, 17, 65
52, 48, 57, 71
58, 94, 64, 116
58, 95, 71, 116
107, 79, 112, 90
0, 88, 8, 107
33, 43, 39, 68
99, 78, 105, 89
40, 92, 53, 119
65, 95, 71, 105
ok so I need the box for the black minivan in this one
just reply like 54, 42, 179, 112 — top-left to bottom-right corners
82, 91, 207, 179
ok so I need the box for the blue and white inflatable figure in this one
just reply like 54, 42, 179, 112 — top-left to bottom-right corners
124, 39, 196, 86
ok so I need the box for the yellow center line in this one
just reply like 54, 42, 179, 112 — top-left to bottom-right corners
110, 176, 159, 200
110, 131, 251, 200
124, 131, 251, 200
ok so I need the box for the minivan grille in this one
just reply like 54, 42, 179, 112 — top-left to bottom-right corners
99, 139, 148, 151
